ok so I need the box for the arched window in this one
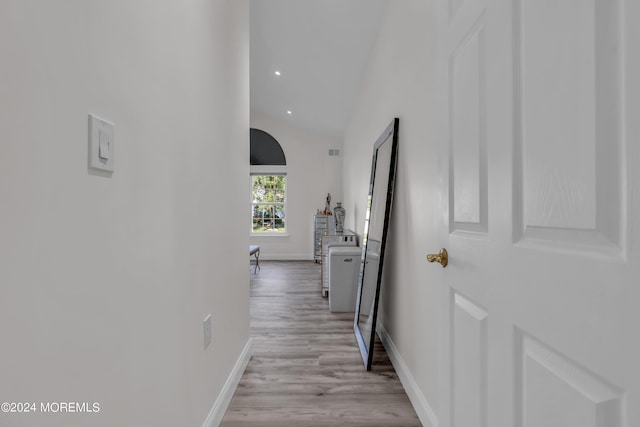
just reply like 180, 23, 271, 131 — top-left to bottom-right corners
250, 128, 287, 234
250, 128, 286, 165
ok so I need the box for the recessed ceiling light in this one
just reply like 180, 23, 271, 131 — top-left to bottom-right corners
287, 110, 292, 115
275, 71, 281, 76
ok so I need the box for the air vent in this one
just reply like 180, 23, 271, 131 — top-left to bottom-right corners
328, 149, 340, 156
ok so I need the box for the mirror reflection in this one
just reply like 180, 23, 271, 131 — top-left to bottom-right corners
354, 118, 399, 370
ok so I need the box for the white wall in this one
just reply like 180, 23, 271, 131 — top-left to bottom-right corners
250, 113, 342, 260
342, 0, 441, 423
0, 1, 249, 426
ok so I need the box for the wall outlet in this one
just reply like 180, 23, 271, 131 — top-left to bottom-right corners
203, 314, 212, 350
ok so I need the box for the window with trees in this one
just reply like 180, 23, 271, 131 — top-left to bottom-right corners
251, 174, 286, 233
250, 128, 287, 235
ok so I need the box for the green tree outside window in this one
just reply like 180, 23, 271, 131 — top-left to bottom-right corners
251, 175, 286, 233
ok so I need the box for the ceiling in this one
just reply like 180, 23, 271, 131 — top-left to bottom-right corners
250, 0, 388, 141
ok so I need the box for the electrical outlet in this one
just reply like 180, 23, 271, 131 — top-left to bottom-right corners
203, 314, 212, 350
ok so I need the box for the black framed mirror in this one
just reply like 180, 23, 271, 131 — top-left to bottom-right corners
354, 118, 399, 370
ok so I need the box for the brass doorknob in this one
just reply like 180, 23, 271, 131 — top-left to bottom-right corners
426, 248, 448, 268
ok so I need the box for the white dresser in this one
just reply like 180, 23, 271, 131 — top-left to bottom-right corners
320, 230, 357, 297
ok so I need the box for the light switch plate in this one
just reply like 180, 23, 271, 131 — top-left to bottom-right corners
88, 114, 115, 172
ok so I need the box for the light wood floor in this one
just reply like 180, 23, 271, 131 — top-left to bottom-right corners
220, 261, 421, 427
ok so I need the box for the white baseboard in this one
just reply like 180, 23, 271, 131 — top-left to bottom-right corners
201, 338, 253, 427
258, 253, 313, 261
377, 324, 439, 427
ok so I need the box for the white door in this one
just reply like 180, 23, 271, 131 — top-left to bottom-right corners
436, 0, 639, 426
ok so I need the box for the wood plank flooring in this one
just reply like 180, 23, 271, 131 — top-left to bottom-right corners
220, 261, 421, 427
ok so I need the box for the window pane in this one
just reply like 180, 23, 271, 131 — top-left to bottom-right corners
251, 207, 286, 232
252, 175, 286, 204
273, 217, 285, 231
251, 174, 286, 233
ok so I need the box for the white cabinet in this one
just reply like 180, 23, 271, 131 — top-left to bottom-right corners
320, 231, 357, 297
328, 246, 361, 312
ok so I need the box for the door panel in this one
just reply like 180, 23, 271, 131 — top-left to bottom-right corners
450, 17, 488, 233
452, 292, 488, 427
517, 333, 624, 427
513, 0, 624, 253
438, 0, 638, 426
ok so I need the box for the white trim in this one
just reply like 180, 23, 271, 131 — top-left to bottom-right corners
201, 338, 253, 427
256, 253, 314, 261
377, 324, 439, 427
250, 165, 287, 175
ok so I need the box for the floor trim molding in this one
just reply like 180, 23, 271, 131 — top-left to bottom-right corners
201, 338, 253, 427
257, 253, 313, 261
377, 324, 439, 427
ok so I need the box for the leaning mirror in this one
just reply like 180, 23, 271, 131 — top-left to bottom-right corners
354, 118, 399, 370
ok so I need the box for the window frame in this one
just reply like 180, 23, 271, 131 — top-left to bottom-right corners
250, 166, 288, 236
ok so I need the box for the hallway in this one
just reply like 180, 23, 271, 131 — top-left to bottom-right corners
220, 261, 421, 427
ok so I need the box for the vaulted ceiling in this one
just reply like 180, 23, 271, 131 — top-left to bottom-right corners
250, 0, 388, 141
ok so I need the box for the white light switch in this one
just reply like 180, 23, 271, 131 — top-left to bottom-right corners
98, 129, 111, 160
203, 314, 212, 350
89, 114, 115, 172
